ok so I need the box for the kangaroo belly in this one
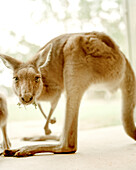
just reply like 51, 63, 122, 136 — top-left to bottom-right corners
38, 84, 62, 102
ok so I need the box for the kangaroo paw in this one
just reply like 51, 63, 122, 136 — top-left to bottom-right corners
45, 128, 52, 135
50, 117, 56, 124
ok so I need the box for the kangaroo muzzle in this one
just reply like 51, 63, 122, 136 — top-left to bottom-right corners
20, 93, 34, 104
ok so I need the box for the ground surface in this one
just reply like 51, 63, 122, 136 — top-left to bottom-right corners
0, 121, 136, 170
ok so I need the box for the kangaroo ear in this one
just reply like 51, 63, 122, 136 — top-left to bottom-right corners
32, 43, 52, 68
0, 54, 22, 70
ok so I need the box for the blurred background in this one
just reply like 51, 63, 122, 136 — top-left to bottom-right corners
0, 0, 136, 133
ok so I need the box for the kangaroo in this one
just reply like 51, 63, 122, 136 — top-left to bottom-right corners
0, 31, 136, 157
0, 94, 11, 150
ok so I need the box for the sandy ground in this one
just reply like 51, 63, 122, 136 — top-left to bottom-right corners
0, 121, 136, 170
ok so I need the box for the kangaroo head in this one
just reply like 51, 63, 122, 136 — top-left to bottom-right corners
0, 44, 52, 105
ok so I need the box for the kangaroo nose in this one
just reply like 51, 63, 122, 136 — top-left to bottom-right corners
21, 94, 33, 103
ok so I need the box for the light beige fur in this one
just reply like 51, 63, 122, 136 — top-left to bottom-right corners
0, 94, 11, 150
0, 31, 135, 157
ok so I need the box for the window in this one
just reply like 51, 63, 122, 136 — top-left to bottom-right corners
0, 0, 132, 133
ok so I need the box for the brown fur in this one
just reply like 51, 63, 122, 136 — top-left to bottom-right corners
0, 94, 11, 150
0, 31, 135, 157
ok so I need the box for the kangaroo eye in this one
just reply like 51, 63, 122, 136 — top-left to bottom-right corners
13, 77, 19, 83
35, 76, 41, 83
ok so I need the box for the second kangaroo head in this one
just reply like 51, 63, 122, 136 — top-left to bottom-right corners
0, 44, 52, 105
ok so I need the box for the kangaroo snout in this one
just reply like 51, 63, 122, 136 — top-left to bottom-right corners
21, 93, 33, 104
